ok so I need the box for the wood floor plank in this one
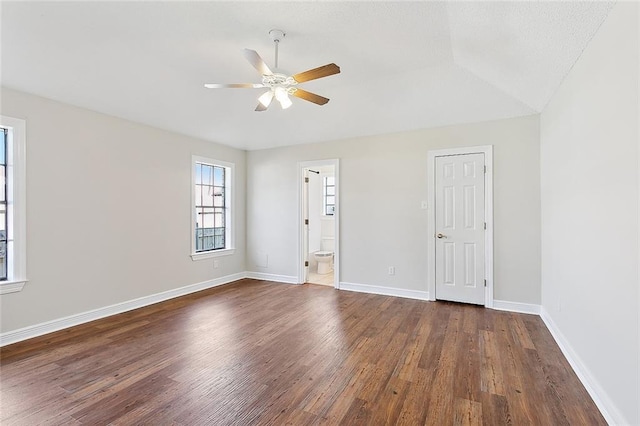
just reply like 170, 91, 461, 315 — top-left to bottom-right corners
454, 397, 483, 426
0, 279, 606, 425
479, 329, 505, 396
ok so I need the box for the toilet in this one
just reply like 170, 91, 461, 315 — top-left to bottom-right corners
313, 237, 334, 274
314, 251, 333, 274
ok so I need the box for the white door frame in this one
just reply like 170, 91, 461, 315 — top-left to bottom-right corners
427, 146, 494, 307
297, 159, 340, 288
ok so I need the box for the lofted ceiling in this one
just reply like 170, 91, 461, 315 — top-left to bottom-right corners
1, 1, 613, 150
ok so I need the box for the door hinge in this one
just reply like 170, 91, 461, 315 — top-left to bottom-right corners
304, 219, 309, 225
484, 279, 487, 287
305, 261, 309, 267
484, 165, 487, 173
304, 177, 309, 183
484, 222, 487, 230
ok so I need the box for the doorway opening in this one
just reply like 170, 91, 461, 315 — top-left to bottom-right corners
297, 159, 339, 287
427, 146, 494, 307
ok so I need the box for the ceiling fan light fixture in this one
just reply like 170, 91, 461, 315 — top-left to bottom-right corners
258, 90, 274, 107
279, 96, 293, 110
275, 87, 292, 109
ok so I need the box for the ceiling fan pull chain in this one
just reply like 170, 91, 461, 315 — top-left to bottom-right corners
275, 39, 279, 69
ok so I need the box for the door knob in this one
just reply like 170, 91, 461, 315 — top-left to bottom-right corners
436, 233, 446, 239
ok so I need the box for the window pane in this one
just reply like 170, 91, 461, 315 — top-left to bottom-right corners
0, 135, 5, 165
0, 241, 6, 280
204, 235, 215, 251
195, 163, 202, 185
202, 164, 212, 185
0, 166, 5, 201
214, 209, 224, 227
203, 207, 214, 228
195, 207, 204, 228
213, 186, 224, 207
326, 176, 335, 186
194, 184, 203, 207
202, 186, 214, 207
214, 235, 224, 249
195, 228, 204, 251
326, 195, 335, 206
326, 186, 335, 196
214, 166, 224, 187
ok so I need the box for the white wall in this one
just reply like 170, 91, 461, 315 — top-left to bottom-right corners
247, 115, 541, 304
540, 2, 639, 424
0, 88, 246, 333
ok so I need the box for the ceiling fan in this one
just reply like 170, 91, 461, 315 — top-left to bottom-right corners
204, 29, 341, 111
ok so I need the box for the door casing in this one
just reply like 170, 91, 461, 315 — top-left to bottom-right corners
427, 146, 494, 307
297, 159, 340, 287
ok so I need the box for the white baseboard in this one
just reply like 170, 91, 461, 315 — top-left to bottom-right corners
540, 307, 624, 426
0, 272, 247, 347
339, 282, 430, 301
245, 271, 299, 284
492, 299, 541, 315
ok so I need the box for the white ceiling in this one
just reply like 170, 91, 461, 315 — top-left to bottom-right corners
1, 1, 613, 150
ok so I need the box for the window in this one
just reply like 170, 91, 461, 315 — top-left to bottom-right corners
191, 156, 234, 260
0, 116, 27, 294
323, 176, 335, 216
1, 129, 8, 279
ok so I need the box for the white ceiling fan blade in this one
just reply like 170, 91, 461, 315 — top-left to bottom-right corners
243, 49, 273, 76
204, 83, 265, 89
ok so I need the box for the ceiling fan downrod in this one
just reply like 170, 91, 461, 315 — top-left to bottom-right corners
269, 29, 285, 70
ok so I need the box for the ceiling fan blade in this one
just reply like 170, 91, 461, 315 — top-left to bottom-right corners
255, 102, 269, 112
292, 63, 340, 83
291, 88, 330, 105
204, 83, 265, 89
243, 49, 273, 76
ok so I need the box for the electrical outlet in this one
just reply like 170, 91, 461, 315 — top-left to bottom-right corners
213, 259, 220, 269
388, 266, 395, 275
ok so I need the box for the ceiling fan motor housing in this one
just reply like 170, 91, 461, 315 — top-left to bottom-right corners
262, 74, 298, 95
269, 29, 286, 43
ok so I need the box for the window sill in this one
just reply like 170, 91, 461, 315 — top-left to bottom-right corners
0, 279, 28, 295
191, 248, 235, 261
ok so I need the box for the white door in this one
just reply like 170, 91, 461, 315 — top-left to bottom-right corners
435, 153, 485, 305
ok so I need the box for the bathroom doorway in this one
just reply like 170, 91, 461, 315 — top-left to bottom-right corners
297, 159, 339, 288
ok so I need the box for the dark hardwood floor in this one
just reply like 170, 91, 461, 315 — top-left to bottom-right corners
0, 279, 605, 425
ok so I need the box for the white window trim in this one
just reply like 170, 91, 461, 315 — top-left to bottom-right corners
0, 116, 27, 294
190, 155, 235, 261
